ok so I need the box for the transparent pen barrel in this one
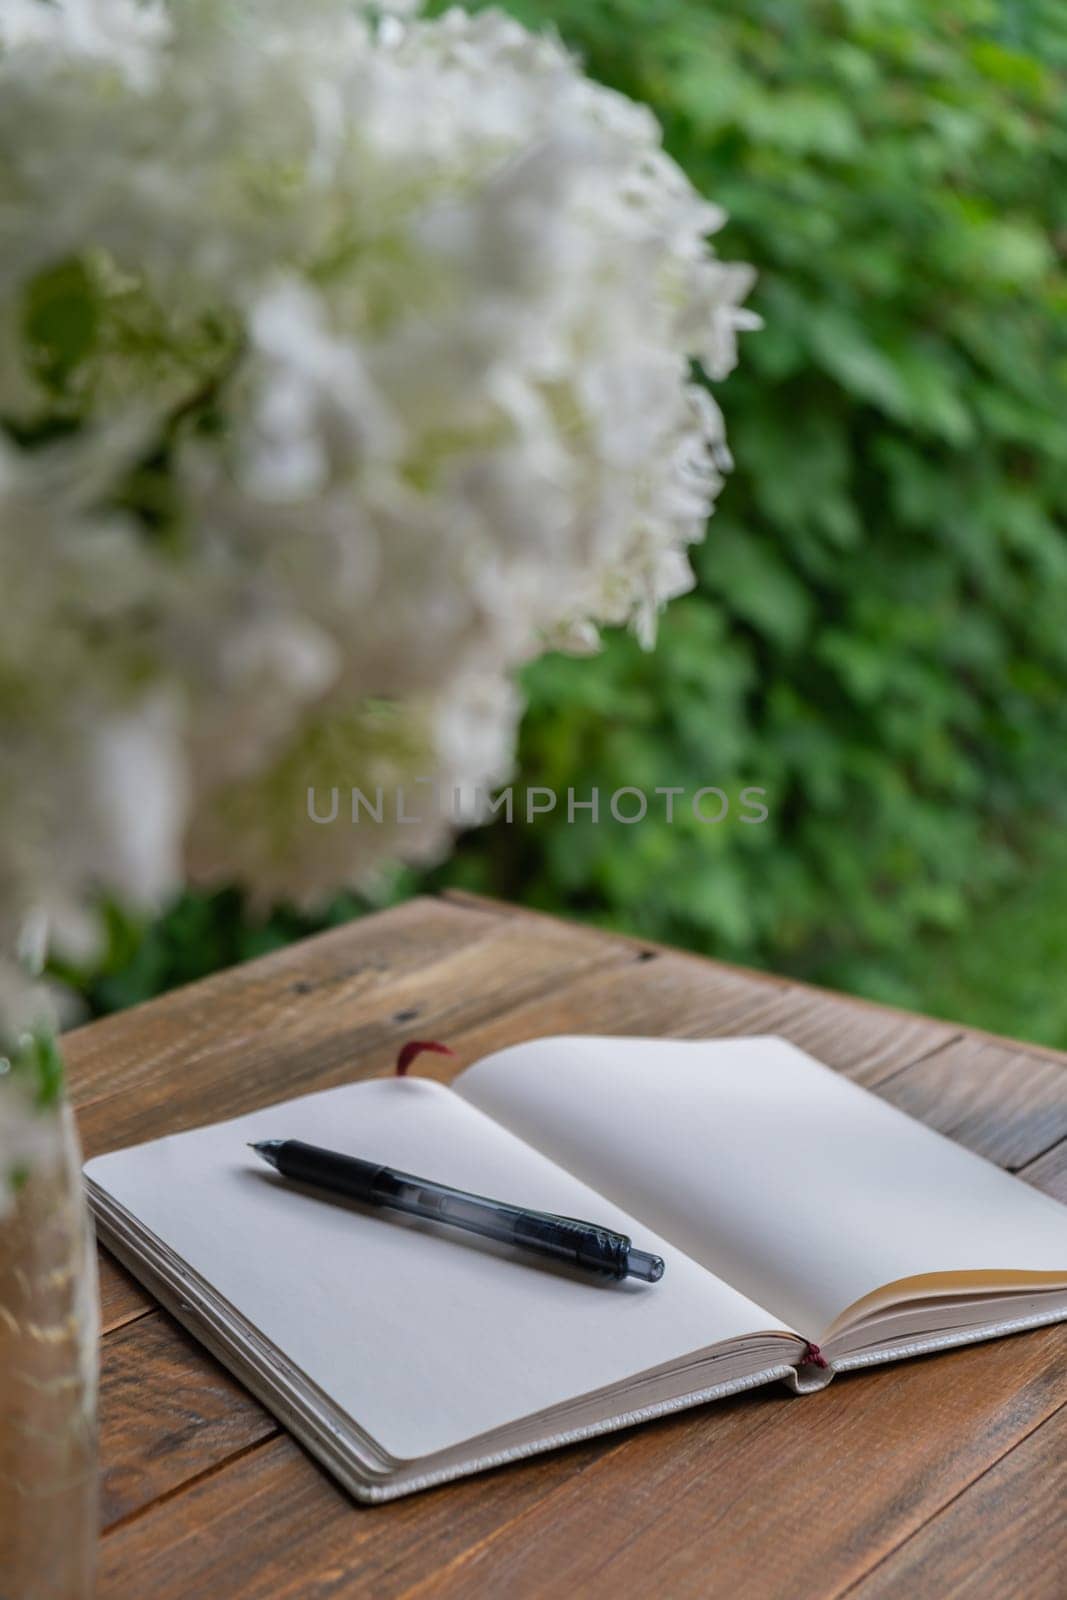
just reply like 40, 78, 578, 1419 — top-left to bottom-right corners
380, 1174, 634, 1278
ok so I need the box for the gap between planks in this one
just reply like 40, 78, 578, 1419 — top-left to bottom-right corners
834, 1395, 1067, 1600
102, 1427, 283, 1540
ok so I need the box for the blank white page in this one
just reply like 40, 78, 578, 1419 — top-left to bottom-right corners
455, 1035, 1067, 1339
85, 1076, 788, 1461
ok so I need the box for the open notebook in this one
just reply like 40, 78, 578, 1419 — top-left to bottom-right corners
85, 1035, 1067, 1502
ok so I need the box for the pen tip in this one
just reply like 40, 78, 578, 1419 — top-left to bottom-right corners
248, 1139, 282, 1170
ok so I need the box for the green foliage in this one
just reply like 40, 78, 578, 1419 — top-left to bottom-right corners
836, 821, 1067, 1049
65, 0, 1067, 1039
426, 0, 1067, 990
50, 883, 408, 1017
21, 257, 100, 399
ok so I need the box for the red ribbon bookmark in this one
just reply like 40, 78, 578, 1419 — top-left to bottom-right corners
395, 1040, 455, 1076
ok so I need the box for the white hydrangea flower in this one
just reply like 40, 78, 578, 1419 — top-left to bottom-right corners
0, 0, 758, 1022
0, 434, 182, 956
184, 670, 521, 908
0, 0, 166, 83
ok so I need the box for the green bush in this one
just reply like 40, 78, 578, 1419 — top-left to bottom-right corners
64, 0, 1067, 1027
427, 0, 1067, 989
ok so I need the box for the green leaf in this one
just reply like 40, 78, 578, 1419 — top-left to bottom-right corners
7, 1029, 66, 1110
21, 256, 99, 394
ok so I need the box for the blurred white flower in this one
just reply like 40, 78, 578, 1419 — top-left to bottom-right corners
0, 433, 176, 963
0, 0, 757, 1028
0, 0, 166, 84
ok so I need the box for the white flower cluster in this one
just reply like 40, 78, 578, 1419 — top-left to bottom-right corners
0, 0, 756, 1034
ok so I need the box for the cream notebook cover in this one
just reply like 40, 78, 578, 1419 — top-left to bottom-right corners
85, 1036, 1067, 1502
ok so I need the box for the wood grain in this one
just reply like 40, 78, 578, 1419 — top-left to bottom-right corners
97, 1430, 614, 1600
95, 1325, 1067, 1600
871, 1036, 1067, 1170
447, 954, 803, 1065
68, 896, 633, 1157
83, 894, 1067, 1600
849, 1402, 1067, 1600
99, 1314, 276, 1530
757, 985, 957, 1086
407, 1329, 1067, 1600
444, 889, 1067, 1065
442, 891, 960, 1084
98, 1250, 153, 1335
1020, 1138, 1067, 1206
447, 954, 955, 1088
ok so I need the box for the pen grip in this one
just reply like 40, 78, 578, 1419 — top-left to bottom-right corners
275, 1140, 387, 1204
512, 1213, 632, 1278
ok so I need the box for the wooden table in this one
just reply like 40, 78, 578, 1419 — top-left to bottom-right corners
66, 892, 1067, 1599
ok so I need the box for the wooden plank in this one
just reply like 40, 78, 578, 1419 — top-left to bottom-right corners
66, 897, 528, 1118
99, 1313, 277, 1531
756, 986, 957, 1087
449, 953, 955, 1090
68, 897, 486, 1108
98, 1249, 153, 1335
96, 1324, 1067, 1600
444, 890, 1067, 1066
1020, 1138, 1067, 1206
443, 889, 794, 990
71, 897, 634, 1159
411, 1329, 1067, 1600
446, 954, 801, 1065
98, 1431, 617, 1600
872, 1036, 1067, 1171
850, 1403, 1067, 1600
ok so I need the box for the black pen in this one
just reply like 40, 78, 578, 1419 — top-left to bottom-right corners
249, 1139, 666, 1284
